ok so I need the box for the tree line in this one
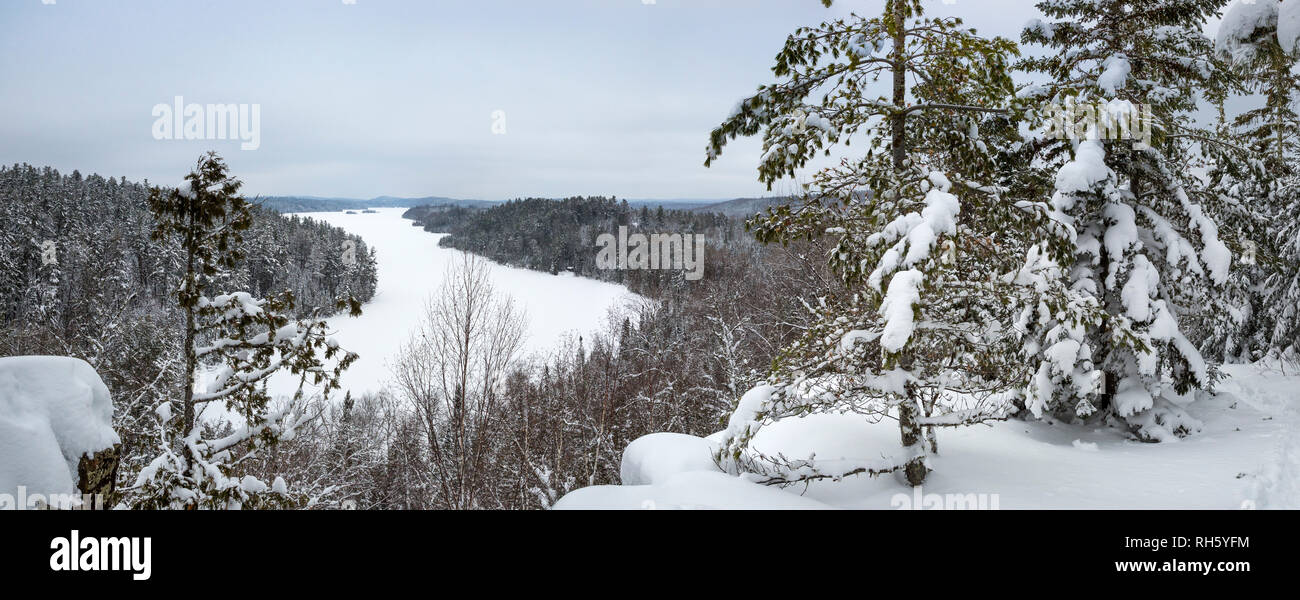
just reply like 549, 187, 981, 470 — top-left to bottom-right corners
406, 196, 736, 288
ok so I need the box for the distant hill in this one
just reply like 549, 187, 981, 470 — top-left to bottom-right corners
256, 194, 764, 215
620, 199, 716, 210
688, 196, 790, 219
369, 196, 497, 209
254, 195, 494, 213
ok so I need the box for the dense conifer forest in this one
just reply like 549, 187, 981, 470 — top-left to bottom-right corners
0, 163, 378, 493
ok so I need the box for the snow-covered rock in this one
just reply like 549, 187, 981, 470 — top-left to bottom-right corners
555, 428, 829, 509
620, 432, 720, 485
0, 356, 120, 500
554, 471, 832, 510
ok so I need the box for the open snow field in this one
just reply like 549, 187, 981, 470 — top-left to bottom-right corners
263, 207, 637, 401
556, 362, 1300, 509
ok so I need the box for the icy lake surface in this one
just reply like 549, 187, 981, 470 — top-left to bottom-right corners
265, 207, 638, 400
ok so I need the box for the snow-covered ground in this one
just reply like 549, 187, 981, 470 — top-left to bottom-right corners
263, 207, 637, 401
556, 362, 1300, 509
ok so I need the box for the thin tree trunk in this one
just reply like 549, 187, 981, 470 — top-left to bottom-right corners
897, 350, 927, 486
890, 0, 907, 171
183, 222, 196, 433
889, 0, 925, 487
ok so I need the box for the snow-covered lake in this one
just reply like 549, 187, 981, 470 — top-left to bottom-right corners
265, 207, 637, 401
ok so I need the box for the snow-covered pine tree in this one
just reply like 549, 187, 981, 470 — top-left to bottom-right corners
131, 152, 360, 509
1209, 0, 1300, 361
705, 0, 1052, 486
1016, 0, 1233, 441
1272, 170, 1300, 359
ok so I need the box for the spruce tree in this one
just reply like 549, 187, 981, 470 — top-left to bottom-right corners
1210, 0, 1300, 361
1015, 0, 1233, 440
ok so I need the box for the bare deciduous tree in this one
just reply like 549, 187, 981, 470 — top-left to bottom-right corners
393, 254, 526, 509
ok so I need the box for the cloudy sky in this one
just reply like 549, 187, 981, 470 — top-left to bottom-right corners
0, 0, 1235, 201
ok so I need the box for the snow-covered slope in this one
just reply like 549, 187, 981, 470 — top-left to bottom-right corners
556, 363, 1300, 510
0, 356, 119, 499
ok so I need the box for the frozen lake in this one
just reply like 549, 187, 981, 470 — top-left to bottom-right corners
265, 207, 637, 401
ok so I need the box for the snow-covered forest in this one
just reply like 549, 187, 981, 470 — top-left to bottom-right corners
1, 0, 1299, 516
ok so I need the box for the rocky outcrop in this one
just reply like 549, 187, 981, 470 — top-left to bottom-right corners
77, 444, 121, 507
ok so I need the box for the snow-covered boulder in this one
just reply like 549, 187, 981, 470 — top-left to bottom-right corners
555, 430, 830, 509
0, 356, 120, 502
554, 470, 832, 510
620, 432, 721, 485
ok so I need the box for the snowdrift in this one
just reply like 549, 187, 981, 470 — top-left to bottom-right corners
555, 432, 830, 509
555, 364, 1298, 509
0, 356, 119, 501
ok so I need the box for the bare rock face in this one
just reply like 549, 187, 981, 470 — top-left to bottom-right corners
77, 444, 121, 507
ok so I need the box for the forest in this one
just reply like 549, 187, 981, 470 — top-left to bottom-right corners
0, 161, 378, 504
407, 197, 735, 284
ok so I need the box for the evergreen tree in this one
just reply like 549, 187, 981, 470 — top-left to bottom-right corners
131, 152, 360, 509
1209, 0, 1300, 361
704, 0, 1043, 486
1270, 171, 1300, 358
1015, 0, 1233, 440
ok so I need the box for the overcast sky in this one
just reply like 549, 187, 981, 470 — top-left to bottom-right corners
0, 0, 1235, 200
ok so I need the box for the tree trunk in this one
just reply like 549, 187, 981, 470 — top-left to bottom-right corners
898, 384, 927, 487
890, 0, 908, 171
897, 348, 927, 486
890, 0, 924, 486
182, 206, 197, 434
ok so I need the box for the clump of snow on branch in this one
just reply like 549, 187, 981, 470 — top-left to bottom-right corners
879, 269, 924, 353
1097, 54, 1131, 94
1216, 0, 1282, 61
1280, 0, 1300, 53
